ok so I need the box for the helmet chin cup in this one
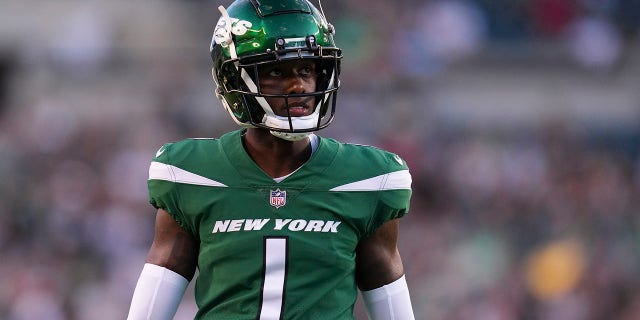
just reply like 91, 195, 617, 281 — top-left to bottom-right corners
270, 130, 311, 141
263, 105, 321, 129
263, 108, 321, 141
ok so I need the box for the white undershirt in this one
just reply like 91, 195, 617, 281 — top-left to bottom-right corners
273, 134, 318, 183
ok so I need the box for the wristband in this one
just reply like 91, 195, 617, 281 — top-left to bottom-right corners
362, 275, 415, 320
127, 263, 189, 320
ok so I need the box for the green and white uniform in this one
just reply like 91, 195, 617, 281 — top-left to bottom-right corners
148, 130, 412, 319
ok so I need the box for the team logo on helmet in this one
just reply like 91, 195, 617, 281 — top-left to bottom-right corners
213, 17, 252, 48
270, 189, 287, 209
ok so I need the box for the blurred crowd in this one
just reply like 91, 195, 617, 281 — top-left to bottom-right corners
1, 0, 640, 319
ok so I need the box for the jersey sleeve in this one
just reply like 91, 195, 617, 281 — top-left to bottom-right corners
368, 152, 412, 234
147, 143, 195, 235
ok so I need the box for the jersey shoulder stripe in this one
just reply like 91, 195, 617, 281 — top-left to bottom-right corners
329, 170, 411, 191
148, 161, 227, 187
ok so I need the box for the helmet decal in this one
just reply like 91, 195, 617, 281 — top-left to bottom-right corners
213, 16, 252, 48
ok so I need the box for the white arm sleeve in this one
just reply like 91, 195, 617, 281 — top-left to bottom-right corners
127, 263, 189, 320
361, 275, 415, 320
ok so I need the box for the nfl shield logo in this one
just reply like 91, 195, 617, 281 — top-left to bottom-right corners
270, 189, 287, 208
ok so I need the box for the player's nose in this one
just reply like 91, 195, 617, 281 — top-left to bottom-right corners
286, 75, 307, 94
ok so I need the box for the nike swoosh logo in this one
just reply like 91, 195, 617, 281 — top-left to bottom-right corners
393, 154, 404, 165
156, 146, 166, 157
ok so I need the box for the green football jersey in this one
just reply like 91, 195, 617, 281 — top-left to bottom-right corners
147, 130, 412, 320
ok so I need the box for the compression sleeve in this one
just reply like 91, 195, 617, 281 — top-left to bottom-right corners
361, 275, 415, 320
127, 263, 189, 320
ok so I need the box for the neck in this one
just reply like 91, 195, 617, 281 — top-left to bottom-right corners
242, 128, 311, 178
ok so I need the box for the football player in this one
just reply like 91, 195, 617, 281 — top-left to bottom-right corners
127, 0, 415, 319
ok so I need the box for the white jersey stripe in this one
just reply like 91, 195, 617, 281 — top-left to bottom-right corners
148, 161, 227, 187
259, 237, 288, 320
329, 170, 411, 192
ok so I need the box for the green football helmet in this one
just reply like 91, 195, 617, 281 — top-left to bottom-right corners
210, 0, 342, 141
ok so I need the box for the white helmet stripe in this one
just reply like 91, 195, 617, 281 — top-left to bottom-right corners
240, 68, 275, 117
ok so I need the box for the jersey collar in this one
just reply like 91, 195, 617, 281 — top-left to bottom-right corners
219, 129, 337, 186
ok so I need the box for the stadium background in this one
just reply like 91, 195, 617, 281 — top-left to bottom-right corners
1, 0, 639, 319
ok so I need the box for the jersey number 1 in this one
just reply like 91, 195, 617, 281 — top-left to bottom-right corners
258, 237, 288, 320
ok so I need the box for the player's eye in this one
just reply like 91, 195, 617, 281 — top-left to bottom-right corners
298, 64, 315, 76
299, 67, 310, 76
268, 69, 282, 77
